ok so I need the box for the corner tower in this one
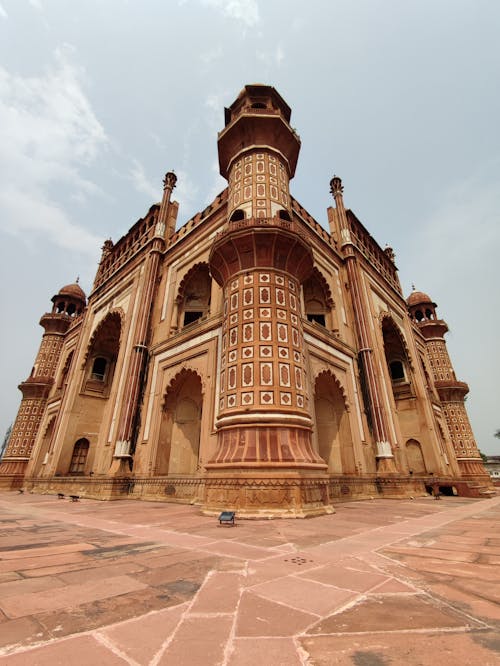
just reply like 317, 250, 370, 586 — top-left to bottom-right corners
206, 85, 332, 517
407, 290, 492, 492
0, 282, 86, 488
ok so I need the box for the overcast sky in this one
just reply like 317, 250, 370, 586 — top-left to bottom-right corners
1, 0, 499, 454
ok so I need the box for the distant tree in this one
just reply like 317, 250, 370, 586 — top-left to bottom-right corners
0, 424, 12, 459
479, 450, 488, 463
495, 429, 500, 439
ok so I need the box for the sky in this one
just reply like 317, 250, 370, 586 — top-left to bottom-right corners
0, 0, 499, 454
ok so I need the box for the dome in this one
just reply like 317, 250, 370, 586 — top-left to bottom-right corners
407, 290, 434, 307
58, 282, 86, 302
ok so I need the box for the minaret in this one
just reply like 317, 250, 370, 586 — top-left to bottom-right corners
205, 85, 332, 517
0, 283, 86, 487
110, 172, 176, 473
407, 290, 491, 484
330, 177, 397, 473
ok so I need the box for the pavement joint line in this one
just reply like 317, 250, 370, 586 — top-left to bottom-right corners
93, 630, 141, 666
148, 567, 218, 666
220, 563, 247, 666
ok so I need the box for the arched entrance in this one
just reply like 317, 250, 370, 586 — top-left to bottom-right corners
157, 369, 203, 475
406, 438, 426, 474
314, 370, 355, 473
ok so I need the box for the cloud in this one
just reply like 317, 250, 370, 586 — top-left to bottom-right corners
0, 45, 108, 256
256, 43, 286, 68
410, 171, 500, 289
201, 0, 259, 27
200, 45, 223, 66
130, 160, 160, 200
173, 169, 199, 215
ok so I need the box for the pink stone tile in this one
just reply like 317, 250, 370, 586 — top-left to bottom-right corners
0, 635, 127, 665
299, 564, 390, 592
229, 637, 302, 666
235, 592, 317, 637
203, 540, 272, 560
100, 603, 187, 665
158, 615, 233, 665
190, 572, 244, 613
299, 630, 500, 666
249, 576, 356, 616
0, 543, 96, 560
0, 551, 88, 574
0, 575, 64, 598
0, 575, 148, 618
370, 577, 419, 593
245, 554, 326, 586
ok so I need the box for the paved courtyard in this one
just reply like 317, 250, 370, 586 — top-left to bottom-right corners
0, 491, 499, 665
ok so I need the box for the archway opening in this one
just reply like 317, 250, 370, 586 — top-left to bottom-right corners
314, 371, 355, 473
156, 370, 203, 475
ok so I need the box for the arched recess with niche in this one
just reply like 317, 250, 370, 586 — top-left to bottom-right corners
405, 438, 427, 474
381, 315, 413, 400
33, 416, 56, 477
55, 311, 122, 476
155, 369, 203, 475
303, 268, 336, 331
83, 311, 122, 396
176, 263, 211, 328
313, 370, 355, 474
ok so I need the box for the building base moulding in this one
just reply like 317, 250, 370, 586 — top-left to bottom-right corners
7, 473, 494, 508
202, 469, 334, 518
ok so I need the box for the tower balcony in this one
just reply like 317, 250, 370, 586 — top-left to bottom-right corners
434, 379, 469, 401
209, 216, 313, 285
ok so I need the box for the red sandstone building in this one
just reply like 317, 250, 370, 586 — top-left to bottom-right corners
0, 85, 492, 515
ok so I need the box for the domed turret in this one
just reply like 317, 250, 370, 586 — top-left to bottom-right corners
407, 289, 437, 324
51, 279, 86, 317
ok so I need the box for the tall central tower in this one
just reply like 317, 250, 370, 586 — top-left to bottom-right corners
205, 85, 332, 517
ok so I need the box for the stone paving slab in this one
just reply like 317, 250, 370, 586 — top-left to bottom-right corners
0, 492, 498, 665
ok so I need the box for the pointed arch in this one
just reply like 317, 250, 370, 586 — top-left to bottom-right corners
380, 314, 413, 369
314, 369, 349, 411
303, 267, 335, 329
164, 366, 206, 400
85, 310, 124, 363
83, 310, 123, 396
176, 263, 211, 327
406, 438, 426, 474
156, 368, 204, 475
313, 369, 355, 473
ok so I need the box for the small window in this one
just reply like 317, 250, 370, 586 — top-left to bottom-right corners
278, 209, 291, 221
183, 311, 203, 326
69, 438, 89, 475
91, 357, 107, 381
56, 301, 65, 313
251, 102, 266, 109
307, 313, 326, 326
425, 308, 433, 320
67, 303, 76, 316
415, 310, 423, 322
229, 209, 245, 222
389, 360, 405, 382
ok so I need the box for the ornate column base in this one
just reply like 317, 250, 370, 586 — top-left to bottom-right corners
108, 456, 132, 477
376, 456, 398, 474
202, 467, 334, 518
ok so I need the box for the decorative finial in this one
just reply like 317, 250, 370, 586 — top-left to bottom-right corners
411, 283, 416, 292
329, 175, 343, 197
384, 246, 395, 263
163, 171, 177, 190
76, 276, 80, 284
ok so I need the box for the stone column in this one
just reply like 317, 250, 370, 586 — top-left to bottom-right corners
330, 176, 396, 473
110, 172, 176, 474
